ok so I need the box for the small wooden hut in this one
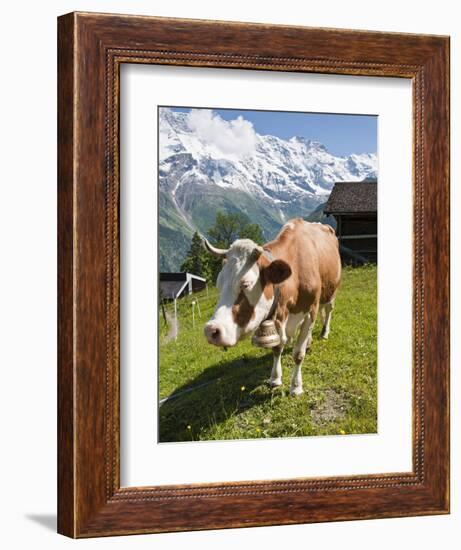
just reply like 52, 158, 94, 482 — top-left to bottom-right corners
324, 181, 377, 264
159, 272, 207, 301
159, 272, 207, 339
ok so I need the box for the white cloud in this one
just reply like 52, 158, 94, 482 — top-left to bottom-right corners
187, 109, 257, 157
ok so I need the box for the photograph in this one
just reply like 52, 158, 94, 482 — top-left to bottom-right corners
158, 106, 378, 443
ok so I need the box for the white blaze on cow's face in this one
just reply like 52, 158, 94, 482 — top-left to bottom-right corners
203, 239, 291, 348
204, 239, 272, 347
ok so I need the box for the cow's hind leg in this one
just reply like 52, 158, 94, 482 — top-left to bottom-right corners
320, 299, 335, 340
268, 344, 284, 387
290, 309, 316, 396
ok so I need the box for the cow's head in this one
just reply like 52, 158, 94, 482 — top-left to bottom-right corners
203, 238, 291, 347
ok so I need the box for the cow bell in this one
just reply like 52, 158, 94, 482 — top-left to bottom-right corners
252, 320, 281, 349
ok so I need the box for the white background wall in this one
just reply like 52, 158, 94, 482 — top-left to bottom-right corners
0, 1, 457, 548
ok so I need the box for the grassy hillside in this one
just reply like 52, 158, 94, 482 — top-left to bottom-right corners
158, 265, 377, 443
158, 192, 195, 272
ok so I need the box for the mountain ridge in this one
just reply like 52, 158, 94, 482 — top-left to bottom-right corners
159, 108, 377, 271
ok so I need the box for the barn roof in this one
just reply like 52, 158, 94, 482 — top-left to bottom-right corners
159, 272, 207, 300
324, 181, 377, 215
160, 272, 206, 282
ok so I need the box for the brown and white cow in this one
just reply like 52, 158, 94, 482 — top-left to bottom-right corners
203, 218, 341, 396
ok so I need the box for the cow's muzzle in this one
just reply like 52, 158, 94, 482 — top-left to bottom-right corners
204, 321, 236, 347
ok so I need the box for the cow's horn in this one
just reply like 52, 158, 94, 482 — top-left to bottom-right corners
202, 237, 229, 257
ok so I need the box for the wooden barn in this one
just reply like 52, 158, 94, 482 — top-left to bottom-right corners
324, 181, 377, 264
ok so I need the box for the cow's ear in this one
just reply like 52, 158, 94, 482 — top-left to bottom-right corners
264, 260, 291, 284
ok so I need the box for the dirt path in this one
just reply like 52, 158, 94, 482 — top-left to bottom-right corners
164, 310, 179, 343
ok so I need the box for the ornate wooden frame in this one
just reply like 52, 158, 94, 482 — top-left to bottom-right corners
57, 12, 450, 538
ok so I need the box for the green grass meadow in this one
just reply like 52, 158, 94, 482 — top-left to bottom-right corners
158, 265, 377, 443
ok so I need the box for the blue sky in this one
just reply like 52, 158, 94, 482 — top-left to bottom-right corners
170, 106, 377, 157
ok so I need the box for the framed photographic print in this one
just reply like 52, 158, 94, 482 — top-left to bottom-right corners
58, 12, 450, 537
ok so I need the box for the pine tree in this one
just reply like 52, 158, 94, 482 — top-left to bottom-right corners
208, 212, 264, 248
206, 212, 265, 282
180, 214, 265, 284
180, 232, 213, 281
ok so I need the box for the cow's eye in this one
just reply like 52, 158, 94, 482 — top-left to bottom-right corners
240, 280, 251, 290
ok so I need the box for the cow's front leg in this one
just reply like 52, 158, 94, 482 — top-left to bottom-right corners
268, 344, 284, 387
291, 311, 315, 396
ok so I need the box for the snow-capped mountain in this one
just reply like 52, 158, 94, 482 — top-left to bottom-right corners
158, 107, 377, 271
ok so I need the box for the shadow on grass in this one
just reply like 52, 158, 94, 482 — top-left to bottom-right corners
159, 351, 275, 442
